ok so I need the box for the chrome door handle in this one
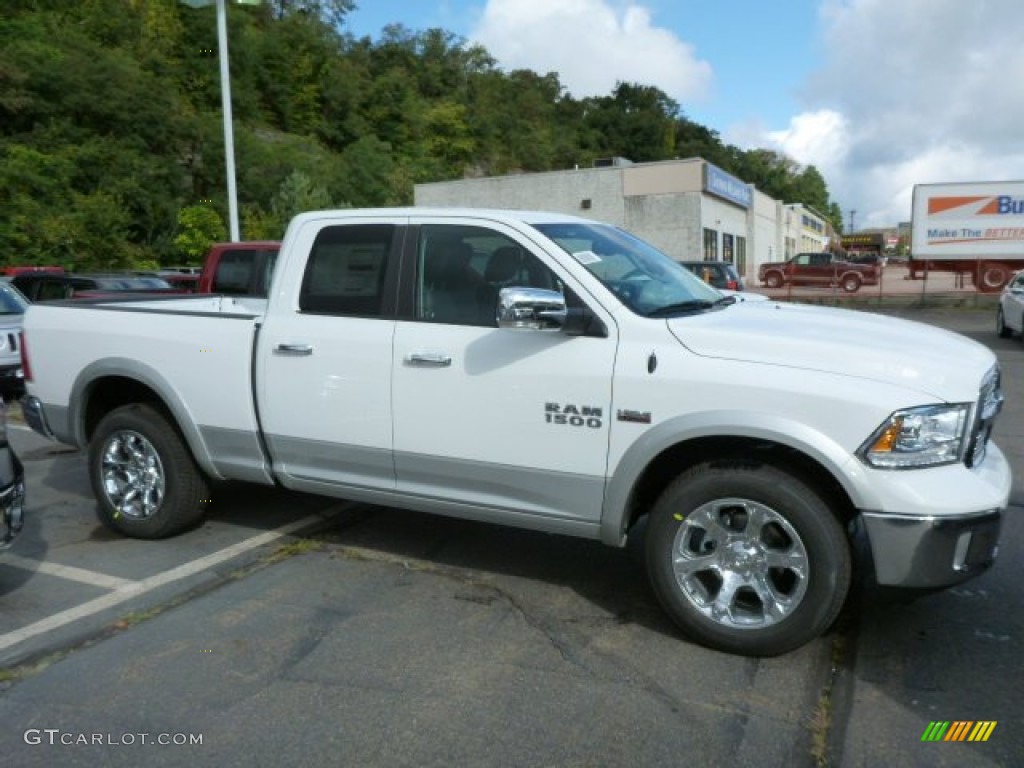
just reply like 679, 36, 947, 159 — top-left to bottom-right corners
275, 344, 313, 356
406, 352, 452, 367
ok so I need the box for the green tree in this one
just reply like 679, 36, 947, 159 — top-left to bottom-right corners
580, 83, 679, 162
270, 170, 333, 229
174, 205, 227, 262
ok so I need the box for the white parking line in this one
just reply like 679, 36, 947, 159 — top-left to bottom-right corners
0, 513, 332, 653
1, 554, 133, 589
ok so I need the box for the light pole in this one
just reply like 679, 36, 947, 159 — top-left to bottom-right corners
181, 0, 260, 241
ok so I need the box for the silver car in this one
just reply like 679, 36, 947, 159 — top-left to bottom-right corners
0, 281, 29, 398
996, 270, 1024, 338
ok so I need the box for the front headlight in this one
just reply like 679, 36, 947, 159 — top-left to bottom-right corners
859, 403, 970, 469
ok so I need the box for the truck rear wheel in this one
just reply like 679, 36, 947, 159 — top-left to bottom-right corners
840, 273, 862, 293
89, 404, 210, 539
975, 262, 1010, 293
764, 271, 784, 289
644, 462, 851, 657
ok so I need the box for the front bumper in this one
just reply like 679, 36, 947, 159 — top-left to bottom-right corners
0, 453, 25, 549
861, 507, 1002, 588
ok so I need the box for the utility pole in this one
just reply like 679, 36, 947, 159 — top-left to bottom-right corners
848, 209, 857, 233
180, 0, 262, 242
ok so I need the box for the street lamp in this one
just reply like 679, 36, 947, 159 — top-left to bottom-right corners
180, 0, 261, 241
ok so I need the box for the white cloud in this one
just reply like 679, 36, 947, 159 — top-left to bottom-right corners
470, 0, 711, 102
767, 110, 849, 175
733, 0, 1024, 227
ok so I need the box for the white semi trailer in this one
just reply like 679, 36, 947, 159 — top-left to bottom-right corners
910, 180, 1024, 291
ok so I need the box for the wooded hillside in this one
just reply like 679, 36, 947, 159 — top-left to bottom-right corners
0, 0, 844, 270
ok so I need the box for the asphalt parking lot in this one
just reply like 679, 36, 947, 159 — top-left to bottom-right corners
0, 305, 1021, 767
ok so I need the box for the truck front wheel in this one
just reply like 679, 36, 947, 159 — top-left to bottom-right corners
645, 462, 851, 657
997, 307, 1013, 338
89, 404, 210, 539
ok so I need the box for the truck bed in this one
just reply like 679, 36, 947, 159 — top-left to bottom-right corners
23, 296, 267, 480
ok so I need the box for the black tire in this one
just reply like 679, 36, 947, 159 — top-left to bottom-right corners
764, 272, 784, 289
976, 263, 1009, 293
997, 308, 1013, 338
840, 273, 862, 293
89, 403, 210, 539
645, 462, 851, 657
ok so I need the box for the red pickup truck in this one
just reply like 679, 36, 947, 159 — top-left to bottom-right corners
197, 241, 281, 296
759, 252, 880, 293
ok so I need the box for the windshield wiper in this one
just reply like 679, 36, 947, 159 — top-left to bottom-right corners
645, 299, 715, 317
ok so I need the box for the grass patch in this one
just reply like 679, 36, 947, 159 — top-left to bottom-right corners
263, 537, 322, 563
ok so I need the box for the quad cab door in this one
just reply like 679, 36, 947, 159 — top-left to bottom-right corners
256, 215, 404, 492
391, 217, 618, 531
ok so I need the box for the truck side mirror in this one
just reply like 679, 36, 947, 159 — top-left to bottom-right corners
497, 287, 567, 331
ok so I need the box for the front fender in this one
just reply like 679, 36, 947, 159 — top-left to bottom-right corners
600, 410, 872, 546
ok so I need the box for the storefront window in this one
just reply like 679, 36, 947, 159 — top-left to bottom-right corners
703, 228, 718, 260
722, 233, 734, 263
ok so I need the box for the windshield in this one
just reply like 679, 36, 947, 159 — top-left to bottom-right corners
532, 221, 723, 316
0, 281, 29, 314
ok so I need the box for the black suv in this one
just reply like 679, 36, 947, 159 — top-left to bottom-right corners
678, 260, 745, 291
12, 273, 177, 302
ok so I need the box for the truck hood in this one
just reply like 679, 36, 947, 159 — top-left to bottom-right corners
667, 301, 993, 401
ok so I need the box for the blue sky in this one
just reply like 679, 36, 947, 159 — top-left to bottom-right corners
342, 1, 1024, 228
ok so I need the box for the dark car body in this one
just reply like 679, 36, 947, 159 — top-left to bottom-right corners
0, 399, 25, 548
678, 260, 745, 290
12, 273, 180, 302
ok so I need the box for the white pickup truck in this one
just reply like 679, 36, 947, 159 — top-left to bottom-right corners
21, 208, 1011, 656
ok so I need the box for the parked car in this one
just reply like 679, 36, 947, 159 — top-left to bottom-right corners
0, 265, 64, 278
0, 398, 25, 549
198, 241, 281, 296
12, 273, 180, 302
996, 270, 1024, 338
0, 281, 29, 398
158, 273, 200, 292
846, 252, 887, 268
758, 252, 880, 293
678, 260, 745, 290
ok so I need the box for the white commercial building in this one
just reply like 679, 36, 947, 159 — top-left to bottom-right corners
415, 157, 829, 286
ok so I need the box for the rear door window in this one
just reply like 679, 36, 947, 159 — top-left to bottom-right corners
299, 224, 396, 317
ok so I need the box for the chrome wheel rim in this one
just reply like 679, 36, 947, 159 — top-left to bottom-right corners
100, 430, 166, 520
671, 498, 809, 629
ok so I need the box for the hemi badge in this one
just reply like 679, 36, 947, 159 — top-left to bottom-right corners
617, 409, 651, 424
